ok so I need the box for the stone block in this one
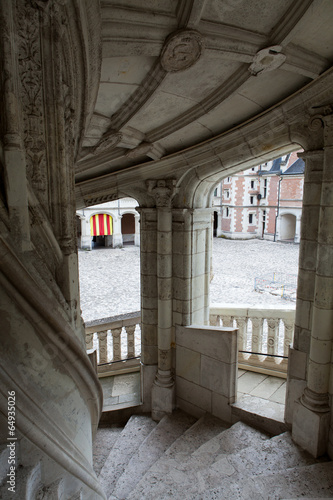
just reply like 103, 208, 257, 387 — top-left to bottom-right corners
176, 346, 200, 384
176, 376, 211, 413
200, 355, 237, 399
176, 326, 238, 364
288, 347, 307, 379
141, 345, 158, 365
313, 275, 333, 309
151, 382, 175, 421
212, 392, 233, 423
176, 397, 206, 419
292, 400, 330, 457
141, 274, 157, 298
284, 378, 307, 425
141, 324, 157, 345
295, 299, 312, 330
141, 307, 158, 326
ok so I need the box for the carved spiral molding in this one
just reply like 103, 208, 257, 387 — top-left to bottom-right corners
160, 29, 203, 73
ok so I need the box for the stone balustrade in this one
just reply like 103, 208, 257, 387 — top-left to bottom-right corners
85, 311, 141, 374
209, 304, 296, 377
85, 305, 295, 378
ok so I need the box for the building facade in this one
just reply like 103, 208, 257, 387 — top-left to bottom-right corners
76, 199, 140, 250
213, 151, 304, 242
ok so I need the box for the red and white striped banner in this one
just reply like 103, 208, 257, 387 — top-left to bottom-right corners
90, 214, 113, 236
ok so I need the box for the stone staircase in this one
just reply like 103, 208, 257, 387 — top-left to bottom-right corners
95, 411, 333, 500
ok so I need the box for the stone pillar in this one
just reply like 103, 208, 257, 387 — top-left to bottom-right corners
112, 216, 123, 247
138, 207, 158, 412
134, 214, 140, 246
292, 114, 333, 457
295, 215, 301, 244
285, 149, 323, 427
172, 208, 212, 327
80, 216, 92, 250
148, 180, 177, 420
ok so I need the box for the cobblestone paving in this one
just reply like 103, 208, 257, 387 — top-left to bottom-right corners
78, 238, 299, 323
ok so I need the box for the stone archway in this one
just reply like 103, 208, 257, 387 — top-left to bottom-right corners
280, 214, 296, 241
121, 213, 136, 245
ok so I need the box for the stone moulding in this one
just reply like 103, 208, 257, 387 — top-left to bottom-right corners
0, 236, 104, 498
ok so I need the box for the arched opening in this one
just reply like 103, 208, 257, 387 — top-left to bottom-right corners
280, 214, 296, 241
213, 211, 218, 237
121, 213, 136, 245
90, 213, 113, 248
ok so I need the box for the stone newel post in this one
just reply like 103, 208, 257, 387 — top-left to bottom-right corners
292, 111, 333, 457
147, 179, 177, 420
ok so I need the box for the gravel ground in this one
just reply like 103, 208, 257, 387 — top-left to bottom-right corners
78, 238, 299, 323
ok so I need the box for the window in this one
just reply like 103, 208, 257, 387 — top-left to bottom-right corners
262, 210, 266, 221
214, 188, 218, 196
249, 214, 253, 224
227, 177, 231, 182
250, 196, 254, 205
251, 180, 254, 189
263, 179, 267, 198
226, 207, 229, 217
224, 189, 230, 198
252, 167, 255, 171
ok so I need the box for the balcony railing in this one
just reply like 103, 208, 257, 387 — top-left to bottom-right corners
85, 305, 295, 378
85, 311, 141, 375
209, 303, 295, 377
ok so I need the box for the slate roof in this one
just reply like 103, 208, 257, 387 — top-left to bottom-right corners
269, 157, 282, 173
283, 158, 305, 175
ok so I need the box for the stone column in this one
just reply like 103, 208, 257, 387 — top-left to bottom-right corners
134, 214, 140, 246
80, 216, 92, 250
112, 216, 123, 248
285, 149, 323, 426
138, 207, 158, 412
294, 215, 301, 244
292, 114, 333, 457
148, 180, 176, 420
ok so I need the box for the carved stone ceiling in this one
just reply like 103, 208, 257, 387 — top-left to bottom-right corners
76, 0, 333, 191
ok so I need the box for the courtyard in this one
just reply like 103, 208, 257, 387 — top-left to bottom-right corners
78, 238, 299, 323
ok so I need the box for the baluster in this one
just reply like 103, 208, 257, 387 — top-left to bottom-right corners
236, 316, 247, 362
263, 318, 279, 368
125, 324, 136, 358
222, 315, 233, 327
86, 332, 93, 350
111, 327, 122, 361
97, 330, 108, 364
249, 317, 263, 364
280, 319, 295, 371
209, 314, 218, 326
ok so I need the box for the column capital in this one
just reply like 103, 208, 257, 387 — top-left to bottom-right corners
147, 179, 177, 208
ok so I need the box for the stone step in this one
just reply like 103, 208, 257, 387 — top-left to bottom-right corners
232, 394, 288, 435
190, 431, 320, 497
205, 460, 333, 500
98, 415, 157, 496
163, 413, 228, 463
130, 421, 268, 500
93, 424, 124, 476
110, 410, 196, 499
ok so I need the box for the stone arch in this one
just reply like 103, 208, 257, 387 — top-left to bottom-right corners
280, 213, 297, 241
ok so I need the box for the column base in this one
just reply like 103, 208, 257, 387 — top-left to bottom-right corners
292, 396, 330, 457
151, 378, 175, 421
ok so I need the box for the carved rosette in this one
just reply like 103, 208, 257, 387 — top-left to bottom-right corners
160, 29, 203, 73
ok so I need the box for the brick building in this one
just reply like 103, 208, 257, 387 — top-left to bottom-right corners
213, 151, 304, 242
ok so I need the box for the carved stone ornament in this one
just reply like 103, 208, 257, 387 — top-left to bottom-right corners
160, 29, 203, 73
93, 131, 123, 154
249, 45, 286, 76
126, 142, 153, 159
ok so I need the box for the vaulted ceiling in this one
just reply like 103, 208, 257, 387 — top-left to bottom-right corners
75, 0, 333, 207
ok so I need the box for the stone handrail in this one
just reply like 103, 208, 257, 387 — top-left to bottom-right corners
85, 311, 141, 369
209, 303, 296, 377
